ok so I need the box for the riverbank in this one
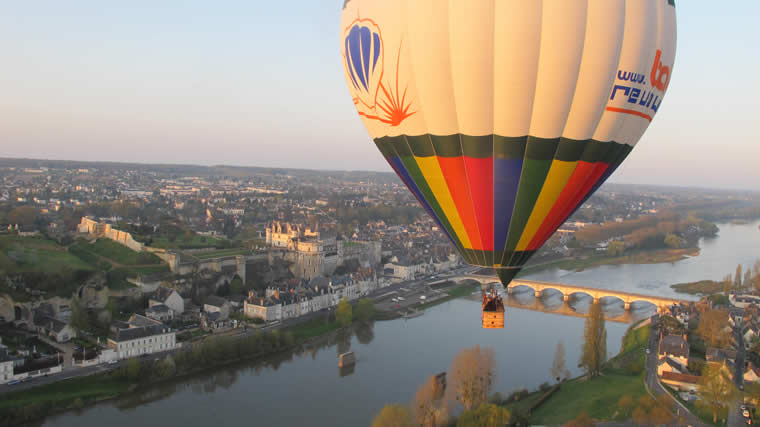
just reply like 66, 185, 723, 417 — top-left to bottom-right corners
519, 247, 699, 276
0, 320, 361, 425
508, 320, 650, 424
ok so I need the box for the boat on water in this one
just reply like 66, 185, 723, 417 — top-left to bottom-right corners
403, 310, 424, 319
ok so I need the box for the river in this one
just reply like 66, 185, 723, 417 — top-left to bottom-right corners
39, 220, 760, 427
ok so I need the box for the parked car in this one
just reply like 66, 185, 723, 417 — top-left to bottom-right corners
6, 379, 21, 386
108, 360, 118, 365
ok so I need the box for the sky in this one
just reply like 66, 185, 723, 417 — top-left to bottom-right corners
0, 1, 758, 190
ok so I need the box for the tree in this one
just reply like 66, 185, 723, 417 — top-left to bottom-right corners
414, 376, 448, 427
650, 393, 675, 425
455, 403, 510, 427
7, 206, 39, 227
565, 411, 594, 427
229, 276, 244, 295
698, 362, 738, 423
155, 356, 176, 378
354, 298, 375, 323
664, 233, 681, 249
736, 264, 744, 290
70, 297, 89, 331
336, 298, 353, 327
617, 395, 634, 417
551, 341, 569, 382
607, 241, 625, 256
580, 302, 606, 378
696, 309, 730, 348
745, 269, 753, 293
125, 358, 141, 380
723, 274, 732, 296
372, 404, 414, 427
631, 406, 648, 426
447, 346, 495, 411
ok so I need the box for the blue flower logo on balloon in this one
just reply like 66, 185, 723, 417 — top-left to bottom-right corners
343, 18, 415, 127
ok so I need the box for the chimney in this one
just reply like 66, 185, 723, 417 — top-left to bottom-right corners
275, 289, 279, 300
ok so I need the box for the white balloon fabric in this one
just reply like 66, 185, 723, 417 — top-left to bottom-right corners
341, 0, 676, 285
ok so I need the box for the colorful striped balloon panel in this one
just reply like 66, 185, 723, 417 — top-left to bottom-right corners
375, 135, 632, 279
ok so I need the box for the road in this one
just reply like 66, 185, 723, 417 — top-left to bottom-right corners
728, 324, 747, 427
646, 314, 707, 427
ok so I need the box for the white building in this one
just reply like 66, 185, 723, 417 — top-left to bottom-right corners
107, 314, 177, 360
203, 296, 230, 320
0, 355, 13, 384
150, 287, 184, 315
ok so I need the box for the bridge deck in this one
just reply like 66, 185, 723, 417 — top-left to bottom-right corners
461, 275, 685, 307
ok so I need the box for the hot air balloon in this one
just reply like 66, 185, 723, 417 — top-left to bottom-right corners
341, 0, 676, 288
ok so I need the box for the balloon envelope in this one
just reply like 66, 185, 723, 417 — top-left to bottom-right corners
341, 0, 676, 285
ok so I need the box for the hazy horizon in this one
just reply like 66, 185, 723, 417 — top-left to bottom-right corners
2, 1, 759, 190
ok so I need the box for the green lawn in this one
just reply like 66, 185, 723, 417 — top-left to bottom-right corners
149, 234, 227, 249
192, 248, 250, 259
286, 318, 341, 341
529, 323, 651, 424
0, 374, 129, 411
73, 239, 161, 266
0, 235, 94, 274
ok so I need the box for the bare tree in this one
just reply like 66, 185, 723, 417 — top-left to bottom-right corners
723, 273, 732, 296
698, 362, 738, 423
580, 302, 606, 378
736, 264, 744, 290
372, 404, 414, 427
414, 376, 448, 427
551, 341, 569, 382
447, 346, 495, 411
697, 309, 730, 348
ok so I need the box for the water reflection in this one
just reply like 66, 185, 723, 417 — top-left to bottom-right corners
505, 288, 655, 323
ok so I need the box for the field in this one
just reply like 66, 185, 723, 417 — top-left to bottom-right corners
528, 322, 650, 424
0, 235, 94, 274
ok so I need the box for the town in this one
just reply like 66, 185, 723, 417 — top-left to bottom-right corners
1, 159, 760, 425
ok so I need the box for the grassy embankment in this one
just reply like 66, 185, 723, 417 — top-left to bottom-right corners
519, 247, 699, 276
192, 248, 251, 259
0, 235, 94, 274
525, 321, 650, 424
670, 280, 722, 295
148, 234, 227, 250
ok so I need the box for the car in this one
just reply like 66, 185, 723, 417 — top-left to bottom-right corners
6, 379, 21, 386
108, 360, 118, 365
645, 348, 651, 354
744, 409, 751, 418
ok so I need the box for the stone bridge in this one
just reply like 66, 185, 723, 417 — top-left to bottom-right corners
453, 275, 684, 311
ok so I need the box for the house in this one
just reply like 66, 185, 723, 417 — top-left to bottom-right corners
145, 304, 174, 322
660, 371, 700, 392
659, 335, 690, 369
657, 356, 685, 376
707, 347, 737, 364
744, 323, 760, 349
149, 287, 184, 315
201, 311, 232, 330
203, 296, 230, 320
107, 314, 177, 360
38, 317, 76, 343
745, 362, 760, 383
0, 341, 14, 384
